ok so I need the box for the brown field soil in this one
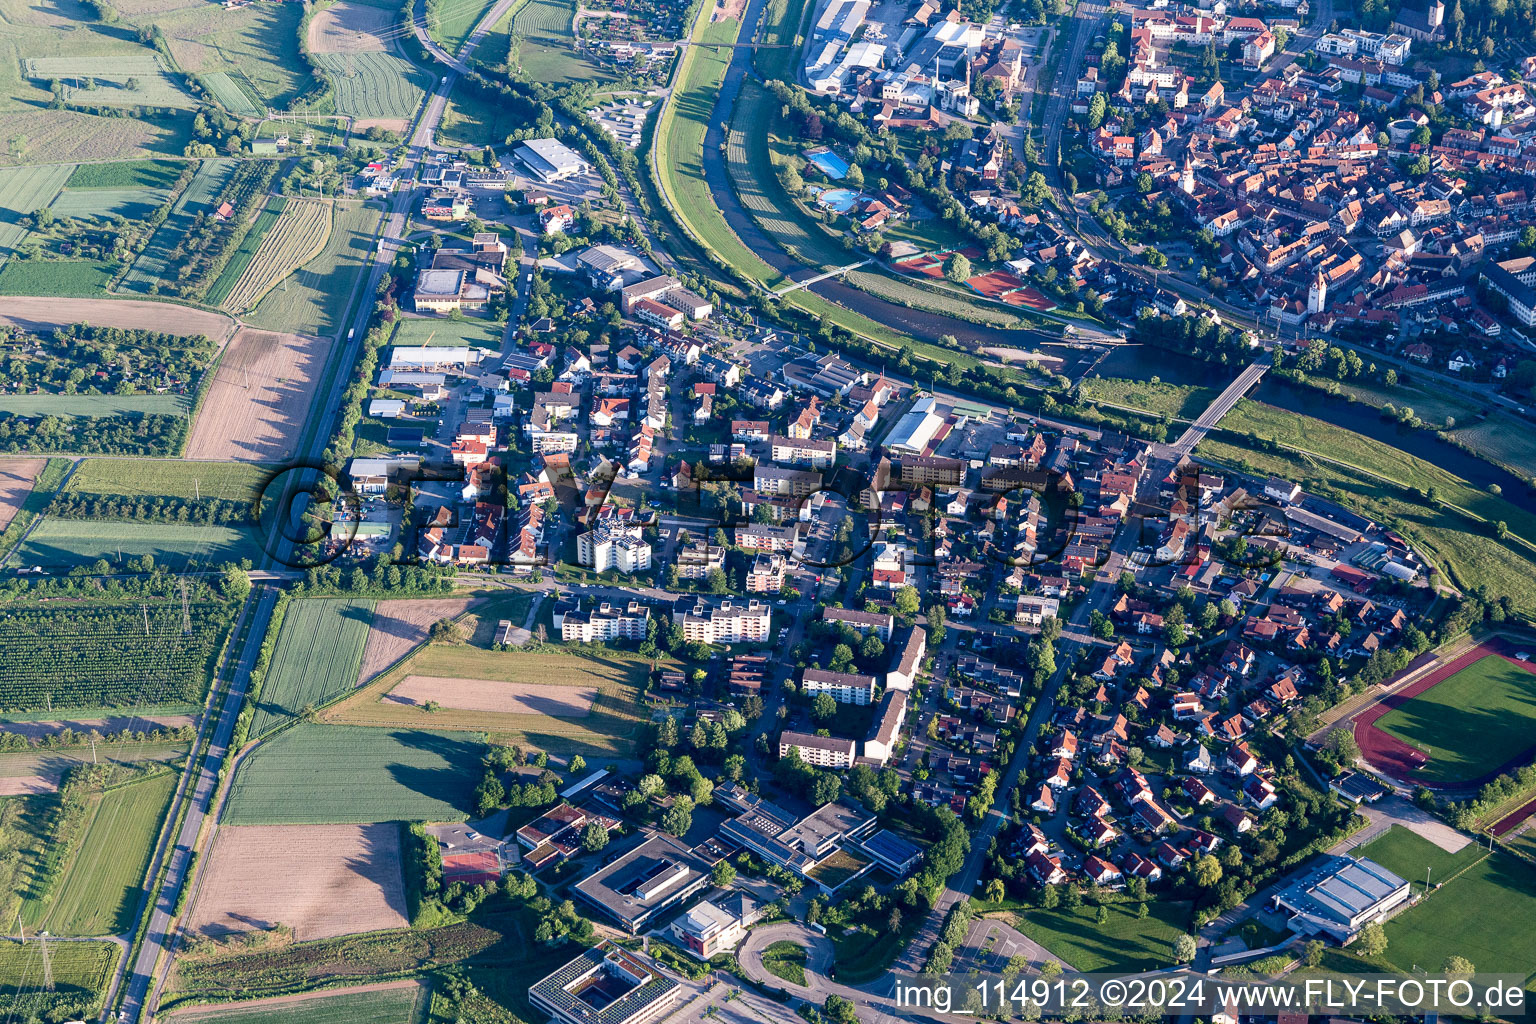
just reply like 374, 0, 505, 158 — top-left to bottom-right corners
351, 117, 410, 133
0, 458, 44, 531
0, 297, 236, 342
308, 1, 394, 52
357, 597, 479, 685
186, 823, 409, 942
0, 775, 54, 795
386, 676, 598, 715
165, 979, 428, 1022
184, 328, 331, 461
0, 714, 196, 739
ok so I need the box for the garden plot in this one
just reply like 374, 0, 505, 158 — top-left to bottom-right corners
24, 55, 198, 109
183, 327, 330, 462
386, 676, 598, 715
122, 158, 238, 293
186, 823, 409, 941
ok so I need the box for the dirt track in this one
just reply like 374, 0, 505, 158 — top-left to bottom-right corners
186, 823, 409, 942
307, 0, 394, 52
0, 458, 44, 531
184, 327, 330, 462
0, 298, 236, 343
386, 676, 598, 715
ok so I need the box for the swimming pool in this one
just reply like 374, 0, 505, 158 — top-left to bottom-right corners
806, 150, 850, 179
817, 188, 860, 213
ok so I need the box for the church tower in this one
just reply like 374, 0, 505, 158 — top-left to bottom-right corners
1307, 268, 1328, 314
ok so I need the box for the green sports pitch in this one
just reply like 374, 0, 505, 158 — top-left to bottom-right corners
1373, 652, 1536, 785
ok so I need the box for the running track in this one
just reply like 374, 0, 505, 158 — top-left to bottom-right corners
1354, 638, 1536, 789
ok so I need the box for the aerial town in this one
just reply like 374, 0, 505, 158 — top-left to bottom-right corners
0, 0, 1533, 1019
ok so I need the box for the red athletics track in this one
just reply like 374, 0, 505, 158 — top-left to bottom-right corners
1353, 638, 1536, 789
1490, 793, 1536, 837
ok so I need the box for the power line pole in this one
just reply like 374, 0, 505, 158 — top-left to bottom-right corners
39, 930, 54, 992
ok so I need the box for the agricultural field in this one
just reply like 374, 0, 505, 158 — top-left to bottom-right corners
65, 459, 270, 502
247, 199, 380, 338
0, 163, 73, 259
307, 0, 397, 53
122, 159, 239, 294
0, 394, 188, 417
0, 938, 117, 1010
64, 160, 184, 190
0, 458, 44, 531
386, 677, 597, 715
0, 258, 116, 297
309, 52, 431, 121
390, 316, 503, 348
186, 823, 409, 941
50, 187, 174, 221
183, 327, 332, 462
0, 110, 191, 168
150, 1, 313, 110
0, 296, 234, 339
23, 770, 175, 935
0, 741, 187, 796
430, 0, 500, 52
502, 0, 609, 85
0, 457, 66, 555
0, 599, 235, 713
1450, 414, 1536, 480
221, 199, 333, 313
1355, 826, 1536, 987
206, 196, 286, 308
165, 982, 428, 1024
249, 599, 376, 739
328, 642, 653, 758
356, 597, 479, 685
222, 725, 484, 825
23, 55, 198, 109
13, 519, 263, 571
1373, 653, 1536, 785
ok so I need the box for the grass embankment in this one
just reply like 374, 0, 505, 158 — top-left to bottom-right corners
1010, 900, 1190, 973
1198, 399, 1536, 618
1079, 377, 1218, 420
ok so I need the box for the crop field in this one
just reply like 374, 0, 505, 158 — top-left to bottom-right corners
0, 163, 73, 259
154, 1, 312, 109
248, 200, 379, 338
430, 0, 500, 53
25, 55, 198, 109
503, 0, 608, 84
0, 296, 234, 339
202, 72, 264, 116
1450, 414, 1536, 479
1356, 826, 1536, 987
166, 981, 428, 1024
0, 458, 43, 531
0, 258, 116, 297
65, 160, 184, 190
205, 196, 285, 308
0, 741, 187, 796
0, 937, 117, 999
0, 394, 188, 417
184, 328, 332, 462
1367, 646, 1536, 786
308, 0, 396, 53
249, 599, 376, 739
386, 676, 598, 715
221, 199, 332, 313
0, 457, 66, 556
122, 159, 239, 294
0, 600, 233, 713
357, 597, 479, 684
389, 316, 503, 348
223, 725, 484, 825
310, 52, 430, 120
328, 645, 652, 757
14, 520, 262, 571
24, 770, 175, 935
66, 459, 270, 502
187, 823, 409, 941
50, 186, 174, 221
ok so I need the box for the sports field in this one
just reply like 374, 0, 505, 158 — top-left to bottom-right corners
327, 644, 653, 757
66, 459, 271, 502
249, 598, 376, 739
1358, 642, 1536, 786
24, 770, 175, 935
223, 725, 484, 825
13, 519, 263, 571
1355, 826, 1536, 987
247, 199, 380, 338
165, 981, 427, 1024
390, 316, 504, 348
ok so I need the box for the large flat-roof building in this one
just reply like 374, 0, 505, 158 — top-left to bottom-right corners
670, 892, 762, 959
717, 790, 880, 893
1270, 855, 1411, 943
801, 667, 877, 705
885, 396, 946, 454
574, 834, 711, 933
515, 138, 590, 182
528, 943, 680, 1024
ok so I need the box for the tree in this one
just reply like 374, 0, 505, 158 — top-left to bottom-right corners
984, 878, 1006, 903
1174, 934, 1198, 963
1304, 940, 1325, 968
1087, 92, 1108, 130
662, 798, 694, 836
581, 821, 610, 852
1357, 922, 1388, 957
944, 253, 972, 284
712, 860, 737, 887
1022, 170, 1050, 207
568, 754, 586, 774
1443, 955, 1475, 977
812, 692, 839, 722
1192, 855, 1222, 890
895, 585, 921, 616
220, 566, 252, 601
1136, 171, 1155, 193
